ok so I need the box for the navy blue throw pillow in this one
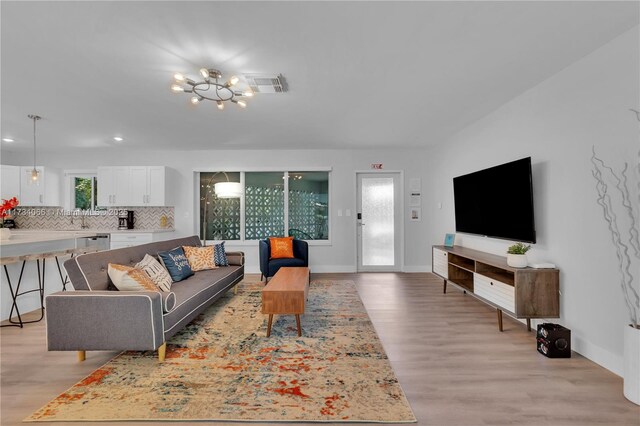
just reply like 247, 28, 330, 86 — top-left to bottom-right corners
213, 241, 229, 266
158, 247, 194, 282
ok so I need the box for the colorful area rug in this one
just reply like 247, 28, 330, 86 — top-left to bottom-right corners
26, 280, 416, 422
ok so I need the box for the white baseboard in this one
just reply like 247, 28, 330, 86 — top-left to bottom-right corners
572, 334, 623, 377
311, 265, 357, 273
403, 265, 431, 273
245, 266, 357, 274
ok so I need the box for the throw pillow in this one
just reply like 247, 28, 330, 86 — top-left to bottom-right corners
108, 263, 159, 292
213, 241, 229, 266
158, 247, 194, 282
183, 245, 217, 271
136, 254, 173, 292
269, 236, 294, 259
107, 263, 175, 313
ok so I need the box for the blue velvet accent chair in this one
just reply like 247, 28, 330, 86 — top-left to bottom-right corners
259, 238, 309, 282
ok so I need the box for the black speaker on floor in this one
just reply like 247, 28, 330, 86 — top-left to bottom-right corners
537, 323, 571, 358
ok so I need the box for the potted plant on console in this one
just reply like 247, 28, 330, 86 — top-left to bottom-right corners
506, 242, 530, 268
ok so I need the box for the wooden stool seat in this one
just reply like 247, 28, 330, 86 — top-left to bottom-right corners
0, 257, 20, 266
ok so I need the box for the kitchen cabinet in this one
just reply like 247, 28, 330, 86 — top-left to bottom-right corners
129, 166, 167, 206
97, 167, 131, 207
0, 165, 20, 200
99, 166, 169, 207
19, 166, 61, 206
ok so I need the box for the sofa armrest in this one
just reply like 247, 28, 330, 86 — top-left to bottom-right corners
45, 291, 164, 351
226, 251, 245, 266
258, 240, 270, 276
293, 239, 309, 266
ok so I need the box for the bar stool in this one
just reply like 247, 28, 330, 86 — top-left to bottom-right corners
1, 256, 24, 328
57, 246, 102, 291
53, 249, 73, 291
0, 252, 51, 327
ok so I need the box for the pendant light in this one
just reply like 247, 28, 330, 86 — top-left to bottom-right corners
27, 114, 41, 185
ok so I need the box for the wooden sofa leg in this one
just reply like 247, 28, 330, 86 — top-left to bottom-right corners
77, 351, 86, 362
158, 342, 167, 362
234, 285, 238, 295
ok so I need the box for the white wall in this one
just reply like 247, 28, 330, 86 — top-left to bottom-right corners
4, 148, 432, 274
424, 26, 639, 375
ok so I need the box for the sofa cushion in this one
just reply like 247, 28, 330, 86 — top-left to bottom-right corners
162, 265, 244, 338
136, 254, 173, 292
183, 245, 217, 271
158, 247, 194, 282
65, 235, 202, 291
269, 257, 306, 270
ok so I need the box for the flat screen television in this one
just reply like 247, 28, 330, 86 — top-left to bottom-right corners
453, 157, 536, 243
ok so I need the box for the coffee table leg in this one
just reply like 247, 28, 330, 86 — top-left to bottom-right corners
267, 314, 273, 337
296, 314, 301, 337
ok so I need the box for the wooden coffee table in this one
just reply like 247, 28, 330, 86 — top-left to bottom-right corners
261, 267, 310, 337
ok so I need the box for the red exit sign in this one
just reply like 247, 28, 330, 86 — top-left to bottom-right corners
371, 163, 383, 170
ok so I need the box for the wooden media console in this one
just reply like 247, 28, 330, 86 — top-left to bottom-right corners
432, 245, 560, 332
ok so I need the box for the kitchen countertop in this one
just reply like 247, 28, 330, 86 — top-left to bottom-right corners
0, 228, 175, 247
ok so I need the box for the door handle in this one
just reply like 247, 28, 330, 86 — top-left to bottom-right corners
357, 222, 366, 226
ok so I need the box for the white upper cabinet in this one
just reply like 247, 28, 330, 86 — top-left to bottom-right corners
97, 166, 131, 207
0, 165, 20, 200
19, 166, 61, 206
97, 166, 169, 207
146, 166, 166, 206
129, 166, 148, 206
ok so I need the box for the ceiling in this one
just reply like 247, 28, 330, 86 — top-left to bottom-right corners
1, 1, 638, 153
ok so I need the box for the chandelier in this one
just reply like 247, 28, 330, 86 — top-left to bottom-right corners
171, 68, 253, 110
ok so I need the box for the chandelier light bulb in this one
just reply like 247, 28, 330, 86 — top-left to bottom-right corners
237, 100, 247, 108
174, 73, 185, 82
2, 138, 14, 142
217, 101, 224, 110
228, 75, 239, 86
200, 68, 210, 79
31, 168, 39, 181
242, 90, 254, 97
190, 96, 200, 105
171, 84, 184, 92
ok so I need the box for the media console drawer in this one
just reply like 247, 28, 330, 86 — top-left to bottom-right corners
473, 273, 515, 313
432, 248, 448, 279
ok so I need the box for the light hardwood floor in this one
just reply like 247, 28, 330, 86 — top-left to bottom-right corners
1, 273, 638, 425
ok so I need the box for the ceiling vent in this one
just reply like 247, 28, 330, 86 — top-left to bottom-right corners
243, 74, 287, 93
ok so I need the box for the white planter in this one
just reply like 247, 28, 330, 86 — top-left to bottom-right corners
507, 253, 527, 268
624, 324, 640, 405
0, 228, 11, 240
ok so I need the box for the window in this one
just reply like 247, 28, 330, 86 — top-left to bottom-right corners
72, 175, 97, 210
288, 172, 329, 240
198, 171, 330, 242
200, 172, 241, 241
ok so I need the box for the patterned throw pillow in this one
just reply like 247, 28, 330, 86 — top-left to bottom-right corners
108, 263, 159, 292
158, 247, 194, 282
269, 236, 294, 259
136, 254, 173, 292
183, 245, 217, 271
213, 241, 229, 266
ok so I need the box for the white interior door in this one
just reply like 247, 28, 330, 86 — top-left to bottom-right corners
357, 172, 401, 272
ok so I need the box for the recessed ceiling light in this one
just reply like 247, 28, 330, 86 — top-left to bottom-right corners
113, 136, 124, 142
2, 138, 14, 142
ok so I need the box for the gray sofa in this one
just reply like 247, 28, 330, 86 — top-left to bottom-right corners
45, 235, 244, 362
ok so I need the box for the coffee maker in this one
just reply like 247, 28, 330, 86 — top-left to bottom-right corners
118, 210, 134, 230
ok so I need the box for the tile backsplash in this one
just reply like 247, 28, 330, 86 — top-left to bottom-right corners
12, 207, 174, 230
